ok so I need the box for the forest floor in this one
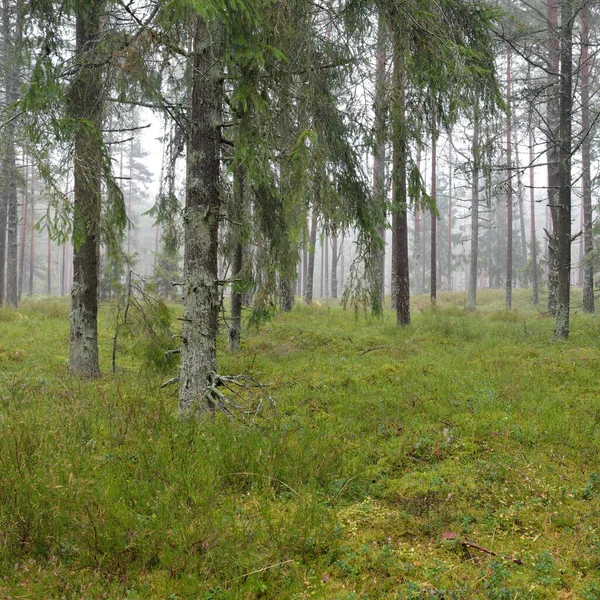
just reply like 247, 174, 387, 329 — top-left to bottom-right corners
1, 289, 600, 599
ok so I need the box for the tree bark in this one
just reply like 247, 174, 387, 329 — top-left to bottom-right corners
581, 4, 594, 313
447, 136, 453, 291
3, 0, 19, 308
529, 125, 539, 305
228, 165, 245, 353
546, 0, 560, 316
30, 166, 36, 296
430, 101, 437, 306
331, 234, 338, 298
554, 0, 573, 339
505, 44, 513, 310
467, 96, 480, 312
179, 13, 223, 411
304, 207, 318, 305
392, 33, 409, 325
69, 0, 104, 378
18, 159, 28, 302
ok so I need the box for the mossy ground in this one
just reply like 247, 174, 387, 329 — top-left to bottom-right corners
1, 290, 600, 599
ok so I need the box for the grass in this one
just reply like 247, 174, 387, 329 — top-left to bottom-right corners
1, 289, 600, 598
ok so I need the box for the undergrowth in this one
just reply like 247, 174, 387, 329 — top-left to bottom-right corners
1, 289, 600, 598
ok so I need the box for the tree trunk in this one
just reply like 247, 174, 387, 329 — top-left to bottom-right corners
69, 0, 104, 378
305, 207, 318, 305
467, 96, 480, 312
373, 12, 387, 309
447, 136, 453, 291
554, 0, 573, 339
430, 101, 437, 305
529, 125, 539, 305
546, 0, 560, 316
228, 165, 245, 353
392, 33, 410, 325
18, 159, 28, 302
331, 234, 338, 298
179, 13, 222, 411
324, 233, 329, 298
30, 166, 36, 296
505, 44, 513, 310
581, 4, 594, 313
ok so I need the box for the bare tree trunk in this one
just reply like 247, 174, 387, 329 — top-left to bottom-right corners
373, 12, 387, 308
69, 0, 104, 378
392, 33, 410, 325
546, 0, 560, 316
305, 207, 318, 305
529, 126, 539, 305
447, 137, 453, 291
179, 14, 223, 411
18, 158, 28, 302
319, 236, 324, 298
467, 96, 480, 312
331, 234, 338, 298
228, 165, 245, 353
581, 4, 594, 313
505, 44, 513, 309
430, 102, 437, 305
554, 0, 573, 339
29, 167, 36, 296
324, 233, 329, 298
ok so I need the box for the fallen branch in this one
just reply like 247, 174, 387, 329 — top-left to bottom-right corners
441, 532, 523, 565
359, 345, 390, 356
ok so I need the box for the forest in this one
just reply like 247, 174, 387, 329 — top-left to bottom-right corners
1, 0, 600, 597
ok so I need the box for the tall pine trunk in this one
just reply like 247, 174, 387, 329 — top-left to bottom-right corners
505, 45, 513, 309
529, 125, 539, 304
581, 5, 594, 313
554, 0, 573, 339
305, 207, 318, 305
392, 33, 409, 325
546, 0, 560, 315
430, 102, 437, 305
179, 13, 222, 411
69, 0, 104, 377
467, 96, 480, 311
228, 165, 245, 352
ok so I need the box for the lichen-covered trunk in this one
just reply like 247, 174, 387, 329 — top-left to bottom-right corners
581, 5, 594, 314
179, 14, 222, 413
554, 0, 573, 339
467, 98, 480, 312
69, 1, 104, 378
392, 35, 409, 326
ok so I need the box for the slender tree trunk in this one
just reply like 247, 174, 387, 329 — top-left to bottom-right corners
127, 136, 133, 256
467, 96, 480, 311
447, 137, 453, 291
179, 13, 223, 411
554, 0, 573, 339
69, 0, 105, 378
546, 0, 560, 315
324, 233, 329, 298
228, 165, 245, 353
581, 5, 594, 313
373, 12, 387, 309
529, 126, 539, 305
305, 207, 318, 305
331, 234, 338, 298
3, 0, 19, 308
430, 102, 437, 305
29, 167, 36, 296
506, 44, 513, 309
47, 228, 51, 295
392, 33, 410, 325
18, 158, 28, 302
319, 237, 324, 298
